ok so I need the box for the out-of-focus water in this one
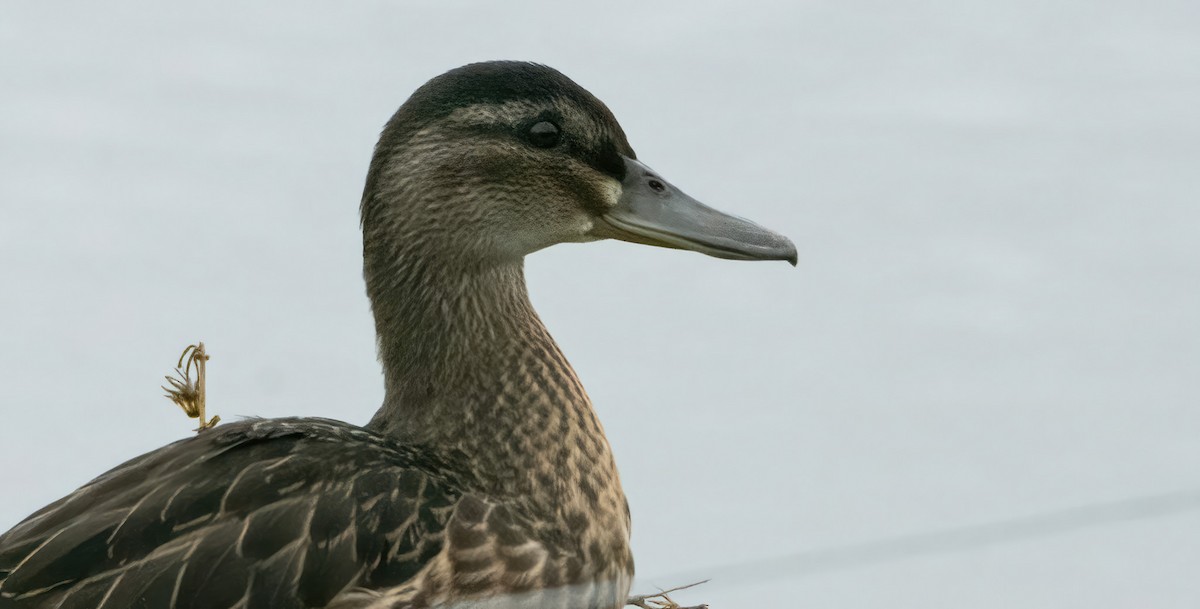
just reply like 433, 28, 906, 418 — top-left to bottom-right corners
2, 1, 1198, 606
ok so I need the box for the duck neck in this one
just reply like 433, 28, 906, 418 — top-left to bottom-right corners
364, 254, 623, 516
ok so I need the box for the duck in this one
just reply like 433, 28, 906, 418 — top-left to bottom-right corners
0, 61, 796, 609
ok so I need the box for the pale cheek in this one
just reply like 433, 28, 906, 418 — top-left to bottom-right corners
565, 218, 599, 244
599, 180, 622, 210
537, 214, 598, 247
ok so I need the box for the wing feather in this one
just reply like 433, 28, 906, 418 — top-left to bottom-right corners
0, 418, 463, 609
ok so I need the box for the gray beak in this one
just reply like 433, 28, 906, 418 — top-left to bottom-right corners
594, 157, 797, 265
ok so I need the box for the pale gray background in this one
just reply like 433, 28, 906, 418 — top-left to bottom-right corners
2, 1, 1198, 607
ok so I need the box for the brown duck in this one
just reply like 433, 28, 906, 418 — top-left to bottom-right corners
0, 61, 796, 609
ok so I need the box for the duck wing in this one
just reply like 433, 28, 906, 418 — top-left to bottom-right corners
0, 418, 461, 609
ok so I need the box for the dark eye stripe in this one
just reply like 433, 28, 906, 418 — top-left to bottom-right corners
527, 121, 560, 148
580, 139, 626, 181
517, 116, 625, 181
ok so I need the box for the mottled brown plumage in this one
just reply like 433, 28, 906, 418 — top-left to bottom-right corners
0, 61, 795, 609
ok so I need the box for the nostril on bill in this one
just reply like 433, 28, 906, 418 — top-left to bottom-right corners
647, 179, 666, 193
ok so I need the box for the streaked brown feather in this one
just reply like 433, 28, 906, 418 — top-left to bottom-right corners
2, 62, 639, 609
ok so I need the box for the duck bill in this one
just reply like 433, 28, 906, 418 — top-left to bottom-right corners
596, 157, 797, 265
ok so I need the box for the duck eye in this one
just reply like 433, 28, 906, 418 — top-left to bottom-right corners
527, 121, 561, 148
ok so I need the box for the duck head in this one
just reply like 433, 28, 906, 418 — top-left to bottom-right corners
361, 61, 796, 269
